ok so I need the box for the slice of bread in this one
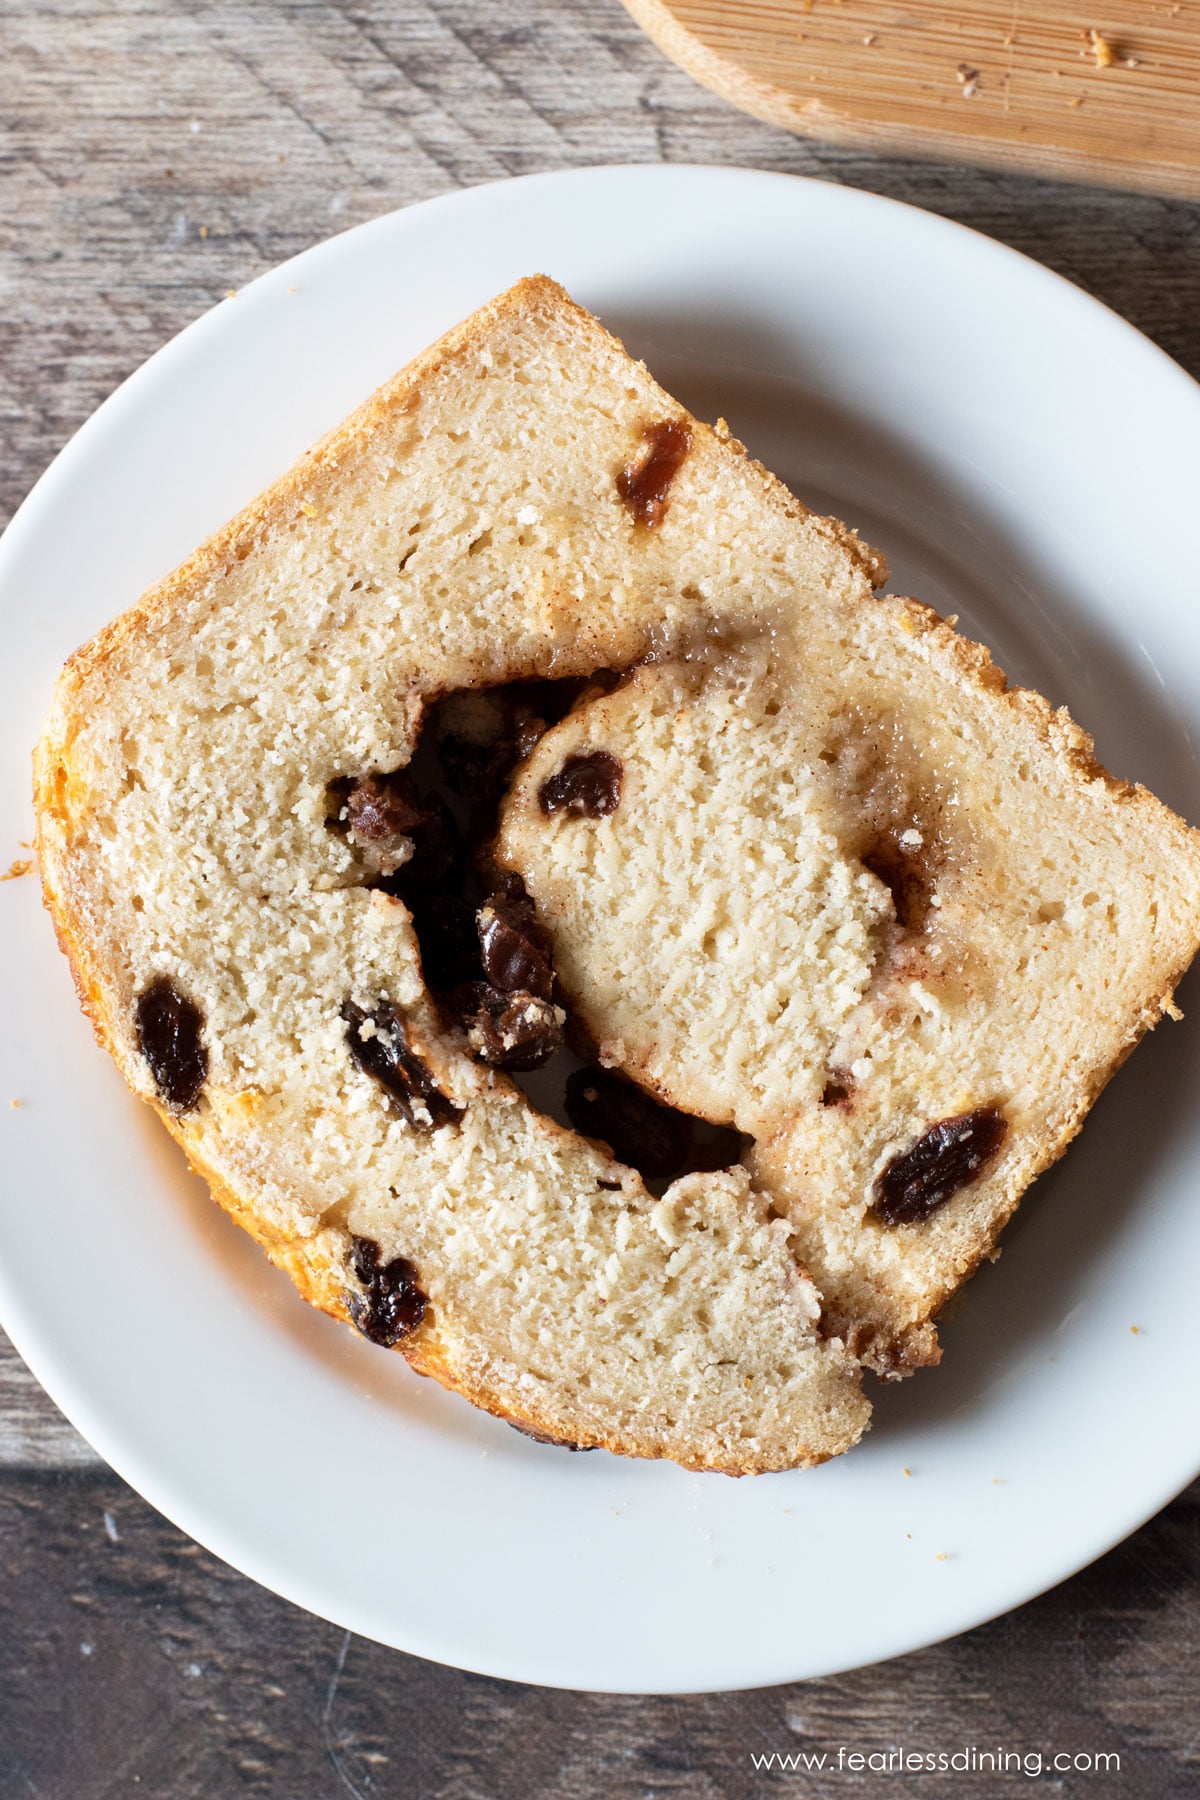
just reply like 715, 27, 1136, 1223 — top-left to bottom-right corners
496, 609, 1200, 1371
33, 274, 890, 1473
34, 271, 1200, 1464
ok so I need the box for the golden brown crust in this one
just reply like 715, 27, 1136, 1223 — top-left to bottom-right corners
166, 1125, 841, 1476
701, 413, 888, 590
890, 594, 1149, 806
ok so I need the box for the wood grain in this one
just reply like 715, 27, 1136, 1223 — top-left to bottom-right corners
0, 1331, 99, 1468
623, 0, 1200, 197
1, 1469, 1198, 1798
2, 0, 1200, 1787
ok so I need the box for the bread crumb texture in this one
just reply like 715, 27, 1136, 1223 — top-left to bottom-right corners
34, 277, 1200, 1469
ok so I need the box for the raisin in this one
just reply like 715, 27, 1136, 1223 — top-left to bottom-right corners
564, 1068, 691, 1181
328, 770, 430, 844
616, 419, 692, 527
454, 982, 563, 1071
538, 751, 623, 819
342, 1000, 463, 1131
477, 894, 553, 999
346, 775, 427, 841
346, 1235, 427, 1346
136, 975, 208, 1113
872, 1107, 1008, 1226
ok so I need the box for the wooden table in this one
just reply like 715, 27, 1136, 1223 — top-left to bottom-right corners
3, 2, 1198, 1791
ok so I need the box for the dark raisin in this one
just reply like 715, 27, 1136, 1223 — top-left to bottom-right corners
328, 770, 431, 843
348, 773, 428, 841
872, 1107, 1008, 1226
538, 751, 623, 819
477, 895, 553, 999
506, 1419, 595, 1452
136, 975, 208, 1113
616, 419, 692, 527
342, 1000, 463, 1131
564, 1068, 691, 1181
821, 1081, 851, 1108
346, 1235, 427, 1346
454, 982, 563, 1071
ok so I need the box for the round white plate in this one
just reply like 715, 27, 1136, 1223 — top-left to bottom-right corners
2, 166, 1199, 1695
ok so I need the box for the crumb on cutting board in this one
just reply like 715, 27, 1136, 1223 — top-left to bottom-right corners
1088, 28, 1117, 67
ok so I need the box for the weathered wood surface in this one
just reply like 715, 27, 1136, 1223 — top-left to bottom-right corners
1, 1466, 1198, 1797
2, 0, 1200, 1790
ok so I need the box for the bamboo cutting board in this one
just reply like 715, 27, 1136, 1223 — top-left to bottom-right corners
623, 0, 1200, 196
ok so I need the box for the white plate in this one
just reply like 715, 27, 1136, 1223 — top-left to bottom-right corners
2, 166, 1199, 1695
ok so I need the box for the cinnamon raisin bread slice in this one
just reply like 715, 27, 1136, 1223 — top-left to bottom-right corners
496, 615, 1200, 1373
34, 275, 882, 1473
